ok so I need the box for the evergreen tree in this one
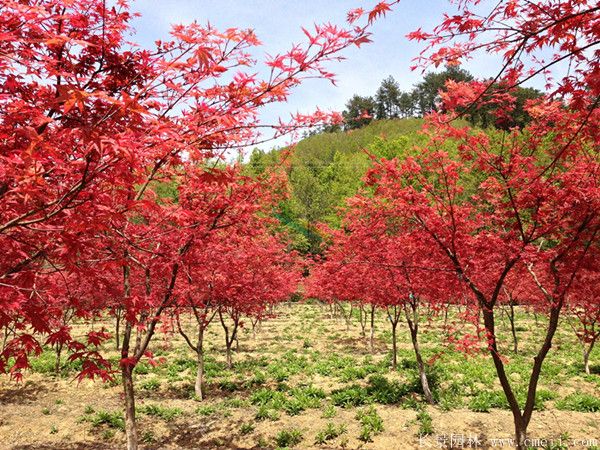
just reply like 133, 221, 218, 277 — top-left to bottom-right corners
375, 75, 401, 119
343, 94, 377, 129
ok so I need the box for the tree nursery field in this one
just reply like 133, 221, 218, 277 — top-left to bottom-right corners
1, 0, 599, 449
1, 304, 598, 449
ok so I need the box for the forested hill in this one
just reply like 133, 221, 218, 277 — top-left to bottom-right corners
245, 118, 428, 253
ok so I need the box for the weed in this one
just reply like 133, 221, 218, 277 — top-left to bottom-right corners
88, 410, 125, 431
274, 428, 303, 448
196, 405, 217, 416
141, 431, 156, 444
468, 390, 508, 412
356, 406, 384, 442
366, 374, 407, 404
416, 408, 433, 435
255, 405, 280, 421
139, 404, 183, 421
556, 392, 600, 412
321, 404, 337, 418
102, 429, 115, 440
240, 422, 255, 435
331, 385, 370, 407
141, 378, 160, 391
314, 422, 347, 444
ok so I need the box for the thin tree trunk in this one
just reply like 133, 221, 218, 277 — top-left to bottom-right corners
370, 305, 375, 353
392, 324, 397, 368
359, 305, 366, 338
509, 302, 518, 354
115, 309, 121, 350
582, 337, 596, 375
54, 342, 63, 377
219, 310, 238, 369
195, 327, 205, 400
481, 302, 563, 450
121, 319, 138, 450
121, 261, 139, 450
122, 362, 138, 450
388, 306, 400, 369
405, 304, 434, 404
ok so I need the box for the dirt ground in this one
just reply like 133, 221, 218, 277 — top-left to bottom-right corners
0, 303, 598, 449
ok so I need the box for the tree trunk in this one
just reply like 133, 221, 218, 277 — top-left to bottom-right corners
370, 305, 375, 353
54, 342, 63, 377
582, 338, 596, 375
195, 342, 205, 400
121, 263, 139, 450
405, 306, 434, 404
391, 320, 398, 369
359, 305, 366, 338
509, 302, 518, 354
122, 364, 138, 450
225, 343, 233, 369
115, 310, 121, 350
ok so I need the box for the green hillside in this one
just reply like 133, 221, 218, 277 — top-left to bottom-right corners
247, 118, 429, 253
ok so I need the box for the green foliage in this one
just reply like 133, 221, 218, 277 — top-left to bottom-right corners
416, 408, 433, 436
274, 428, 303, 448
140, 378, 160, 391
314, 422, 347, 444
196, 405, 217, 416
556, 393, 600, 412
356, 406, 384, 442
85, 410, 125, 431
138, 404, 183, 421
141, 431, 156, 444
366, 374, 410, 404
255, 405, 280, 421
240, 422, 255, 435
248, 118, 426, 252
321, 404, 337, 418
331, 385, 370, 408
468, 390, 509, 412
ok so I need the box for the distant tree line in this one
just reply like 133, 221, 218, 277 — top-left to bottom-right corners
340, 66, 542, 130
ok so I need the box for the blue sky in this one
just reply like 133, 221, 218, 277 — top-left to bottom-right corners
129, 1, 505, 149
